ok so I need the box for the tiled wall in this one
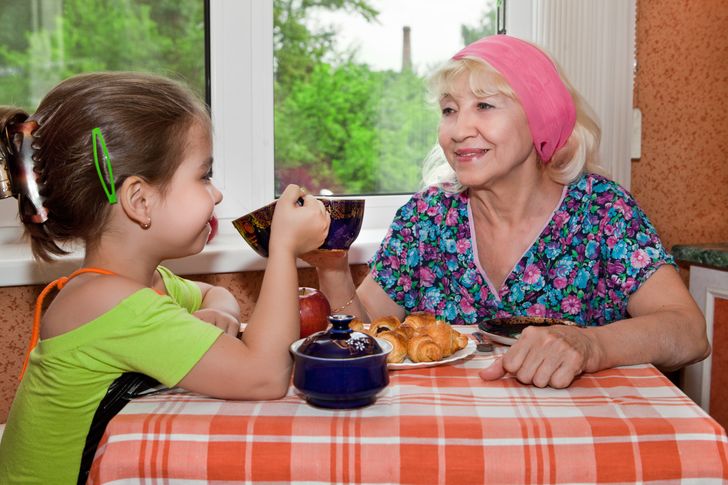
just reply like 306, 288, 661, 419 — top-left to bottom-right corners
2, 0, 727, 422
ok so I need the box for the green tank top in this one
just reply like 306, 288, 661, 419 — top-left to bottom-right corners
0, 267, 223, 484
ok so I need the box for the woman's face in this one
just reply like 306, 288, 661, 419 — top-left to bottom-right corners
438, 73, 537, 189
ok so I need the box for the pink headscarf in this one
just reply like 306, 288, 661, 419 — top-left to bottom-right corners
453, 35, 576, 162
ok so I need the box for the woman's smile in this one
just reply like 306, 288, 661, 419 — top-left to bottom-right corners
454, 147, 489, 162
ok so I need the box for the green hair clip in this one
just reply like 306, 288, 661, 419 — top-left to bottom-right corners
91, 127, 117, 204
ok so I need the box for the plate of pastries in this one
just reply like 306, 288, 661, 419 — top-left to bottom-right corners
351, 312, 476, 370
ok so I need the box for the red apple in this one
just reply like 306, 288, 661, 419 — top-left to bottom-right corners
207, 215, 219, 243
298, 287, 331, 338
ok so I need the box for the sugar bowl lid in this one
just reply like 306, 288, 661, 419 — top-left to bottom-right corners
297, 314, 382, 359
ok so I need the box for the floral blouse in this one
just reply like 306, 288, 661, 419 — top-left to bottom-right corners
369, 173, 675, 326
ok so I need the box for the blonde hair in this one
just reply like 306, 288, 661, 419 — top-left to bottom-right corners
423, 55, 604, 193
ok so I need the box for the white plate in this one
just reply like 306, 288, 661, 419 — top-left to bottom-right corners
387, 340, 477, 370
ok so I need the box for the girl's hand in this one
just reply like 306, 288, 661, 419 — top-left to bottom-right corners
270, 185, 330, 257
479, 325, 603, 388
193, 308, 241, 337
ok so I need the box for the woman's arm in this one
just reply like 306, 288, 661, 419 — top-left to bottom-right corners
589, 264, 710, 371
303, 250, 405, 322
481, 265, 710, 388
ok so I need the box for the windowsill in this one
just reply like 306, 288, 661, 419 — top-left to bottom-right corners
0, 227, 387, 287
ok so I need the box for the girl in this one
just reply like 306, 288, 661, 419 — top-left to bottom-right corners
0, 72, 330, 484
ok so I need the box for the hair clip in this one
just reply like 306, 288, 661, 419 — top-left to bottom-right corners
0, 126, 10, 199
10, 121, 48, 223
0, 156, 12, 200
91, 127, 117, 204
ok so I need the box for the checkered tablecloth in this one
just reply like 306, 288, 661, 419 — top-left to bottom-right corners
89, 330, 728, 484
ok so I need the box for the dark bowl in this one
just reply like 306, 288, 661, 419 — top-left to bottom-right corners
232, 198, 365, 258
478, 316, 579, 340
290, 336, 392, 409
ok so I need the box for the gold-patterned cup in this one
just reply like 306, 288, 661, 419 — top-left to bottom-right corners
233, 198, 365, 258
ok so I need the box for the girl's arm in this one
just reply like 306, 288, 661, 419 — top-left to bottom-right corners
192, 283, 241, 336
196, 282, 240, 319
176, 250, 302, 400
177, 185, 330, 400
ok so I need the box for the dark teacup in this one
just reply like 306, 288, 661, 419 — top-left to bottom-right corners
233, 198, 365, 258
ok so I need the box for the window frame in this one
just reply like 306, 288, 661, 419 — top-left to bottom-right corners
208, 0, 408, 231
0, 0, 403, 286
0, 0, 635, 286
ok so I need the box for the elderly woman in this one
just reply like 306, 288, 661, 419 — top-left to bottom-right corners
306, 35, 709, 388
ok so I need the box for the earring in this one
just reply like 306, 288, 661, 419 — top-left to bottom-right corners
141, 218, 151, 229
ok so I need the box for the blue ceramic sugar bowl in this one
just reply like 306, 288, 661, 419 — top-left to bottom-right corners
290, 314, 392, 409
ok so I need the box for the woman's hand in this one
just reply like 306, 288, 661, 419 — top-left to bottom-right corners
270, 185, 330, 257
479, 325, 603, 388
193, 308, 241, 337
299, 248, 350, 270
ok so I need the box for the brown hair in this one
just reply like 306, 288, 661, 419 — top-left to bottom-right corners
0, 72, 210, 261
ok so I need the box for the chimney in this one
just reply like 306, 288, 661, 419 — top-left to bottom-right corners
401, 26, 412, 72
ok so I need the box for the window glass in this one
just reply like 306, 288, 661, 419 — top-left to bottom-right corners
273, 0, 497, 196
0, 0, 206, 231
0, 0, 206, 112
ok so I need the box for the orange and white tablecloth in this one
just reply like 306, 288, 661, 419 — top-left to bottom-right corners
89, 330, 728, 484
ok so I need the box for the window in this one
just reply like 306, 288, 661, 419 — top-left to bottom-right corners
0, 0, 206, 237
210, 0, 498, 234
0, 0, 635, 286
272, 0, 497, 197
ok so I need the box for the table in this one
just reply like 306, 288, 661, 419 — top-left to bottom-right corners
89, 330, 728, 484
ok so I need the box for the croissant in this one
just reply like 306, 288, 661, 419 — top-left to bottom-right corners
349, 318, 365, 333
422, 321, 468, 357
397, 322, 417, 339
377, 330, 408, 363
403, 312, 436, 329
407, 335, 443, 363
368, 315, 401, 335
445, 323, 469, 353
421, 322, 454, 357
400, 312, 433, 338
453, 332, 469, 352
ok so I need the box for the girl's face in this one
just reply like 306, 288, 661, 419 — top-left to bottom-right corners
152, 122, 222, 259
438, 73, 537, 189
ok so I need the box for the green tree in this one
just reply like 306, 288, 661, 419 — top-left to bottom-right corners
273, 0, 384, 194
275, 62, 381, 194
461, 1, 498, 45
0, 0, 204, 110
273, 0, 378, 98
275, 62, 439, 195
374, 69, 439, 193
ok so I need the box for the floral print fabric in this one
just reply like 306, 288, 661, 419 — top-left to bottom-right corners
369, 173, 675, 325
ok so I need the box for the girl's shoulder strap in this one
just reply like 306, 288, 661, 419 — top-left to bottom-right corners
19, 267, 116, 380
